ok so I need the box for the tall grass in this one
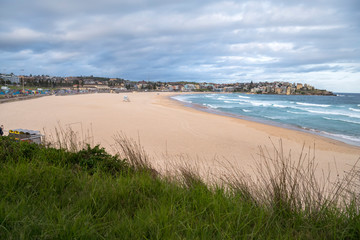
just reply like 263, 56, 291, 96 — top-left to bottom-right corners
1, 132, 360, 239
42, 122, 94, 152
113, 132, 153, 172
228, 141, 358, 212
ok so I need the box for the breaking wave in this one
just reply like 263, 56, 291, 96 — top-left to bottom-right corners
238, 95, 250, 99
296, 102, 331, 107
349, 108, 360, 112
323, 117, 360, 125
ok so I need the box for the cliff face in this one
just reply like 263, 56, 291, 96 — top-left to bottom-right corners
306, 90, 335, 96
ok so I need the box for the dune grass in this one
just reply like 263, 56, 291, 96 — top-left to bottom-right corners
1, 136, 360, 239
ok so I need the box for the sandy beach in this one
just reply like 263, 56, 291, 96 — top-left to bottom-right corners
1, 92, 360, 181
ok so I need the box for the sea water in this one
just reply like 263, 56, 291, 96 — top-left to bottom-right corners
172, 93, 360, 146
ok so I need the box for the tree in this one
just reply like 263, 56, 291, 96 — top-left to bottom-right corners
250, 81, 254, 89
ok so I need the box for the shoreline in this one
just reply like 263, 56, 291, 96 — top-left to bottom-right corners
170, 93, 360, 149
163, 93, 360, 152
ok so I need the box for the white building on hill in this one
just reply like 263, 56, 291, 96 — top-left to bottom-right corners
0, 73, 20, 83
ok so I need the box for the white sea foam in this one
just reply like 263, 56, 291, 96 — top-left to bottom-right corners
265, 116, 287, 120
323, 117, 360, 125
349, 108, 360, 112
304, 109, 360, 119
205, 103, 234, 109
296, 102, 331, 107
206, 104, 218, 109
287, 111, 308, 115
223, 98, 245, 102
242, 109, 251, 112
216, 96, 253, 103
250, 101, 272, 107
238, 95, 250, 99
224, 99, 239, 104
171, 96, 192, 103
273, 104, 287, 108
320, 131, 360, 143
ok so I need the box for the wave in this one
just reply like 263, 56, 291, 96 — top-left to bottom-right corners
216, 96, 247, 102
225, 98, 248, 102
222, 99, 281, 108
250, 101, 272, 107
320, 131, 360, 143
242, 109, 251, 112
224, 100, 247, 104
171, 96, 192, 103
287, 111, 308, 115
323, 117, 360, 125
265, 116, 288, 120
218, 98, 264, 107
305, 128, 360, 144
305, 109, 360, 119
273, 104, 287, 108
204, 103, 234, 109
204, 104, 218, 109
296, 102, 331, 107
349, 108, 360, 112
238, 95, 250, 99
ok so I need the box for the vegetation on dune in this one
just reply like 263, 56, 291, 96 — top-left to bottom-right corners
1, 136, 360, 239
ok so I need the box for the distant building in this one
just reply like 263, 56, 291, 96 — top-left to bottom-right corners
275, 88, 282, 94
224, 87, 234, 92
286, 87, 291, 95
296, 83, 303, 90
304, 84, 314, 90
0, 73, 19, 83
184, 84, 196, 91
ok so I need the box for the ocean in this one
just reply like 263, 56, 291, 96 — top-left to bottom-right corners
172, 93, 360, 146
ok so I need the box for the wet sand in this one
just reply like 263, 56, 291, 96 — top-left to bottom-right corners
1, 92, 359, 181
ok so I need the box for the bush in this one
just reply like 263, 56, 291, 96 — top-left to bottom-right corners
69, 144, 132, 176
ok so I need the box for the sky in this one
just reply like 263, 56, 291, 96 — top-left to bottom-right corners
0, 0, 359, 92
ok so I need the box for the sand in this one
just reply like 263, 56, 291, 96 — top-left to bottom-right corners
1, 92, 360, 181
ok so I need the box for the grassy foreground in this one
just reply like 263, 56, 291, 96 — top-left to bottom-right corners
1, 136, 360, 239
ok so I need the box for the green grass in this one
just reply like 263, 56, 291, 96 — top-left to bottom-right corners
1, 136, 360, 239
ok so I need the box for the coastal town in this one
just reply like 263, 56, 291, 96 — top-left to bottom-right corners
1, 73, 335, 99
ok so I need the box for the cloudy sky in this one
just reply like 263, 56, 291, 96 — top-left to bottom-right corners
1, 0, 359, 92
